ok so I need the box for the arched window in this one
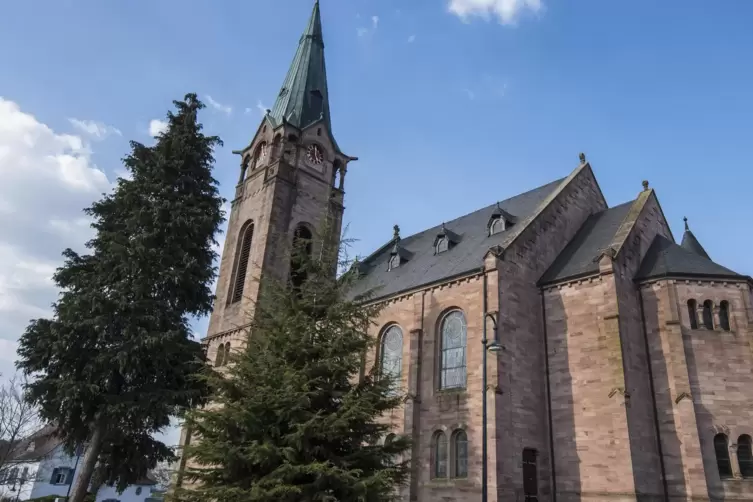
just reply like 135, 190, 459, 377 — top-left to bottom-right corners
714, 433, 732, 479
384, 433, 396, 446
719, 301, 731, 331
489, 217, 504, 236
738, 435, 753, 478
290, 225, 313, 295
252, 142, 268, 170
379, 325, 403, 394
703, 300, 714, 330
687, 299, 698, 329
436, 236, 449, 254
272, 134, 282, 160
214, 343, 226, 367
230, 222, 254, 304
239, 156, 250, 183
452, 430, 468, 478
439, 310, 467, 390
221, 342, 231, 366
433, 432, 448, 479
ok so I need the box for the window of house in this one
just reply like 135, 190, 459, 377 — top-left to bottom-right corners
50, 467, 72, 485
523, 448, 539, 501
702, 300, 714, 330
388, 253, 400, 271
379, 325, 403, 395
135, 486, 143, 495
452, 430, 468, 478
719, 301, 731, 331
687, 299, 698, 329
21, 467, 28, 481
230, 222, 254, 304
433, 432, 448, 479
714, 433, 733, 479
739, 435, 753, 478
439, 310, 467, 390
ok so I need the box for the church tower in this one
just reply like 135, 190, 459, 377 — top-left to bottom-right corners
204, 0, 355, 366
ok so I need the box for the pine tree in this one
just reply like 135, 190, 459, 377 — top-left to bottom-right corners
177, 235, 411, 502
17, 94, 225, 502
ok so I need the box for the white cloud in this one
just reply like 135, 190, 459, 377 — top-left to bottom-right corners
205, 95, 233, 116
372, 16, 379, 29
0, 97, 114, 376
408, 34, 416, 43
256, 101, 268, 116
358, 15, 380, 37
68, 118, 121, 140
149, 119, 168, 137
463, 88, 476, 100
448, 0, 543, 24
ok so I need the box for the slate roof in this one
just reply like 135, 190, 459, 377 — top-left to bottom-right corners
349, 178, 566, 300
538, 201, 635, 285
8, 424, 61, 462
680, 219, 711, 260
268, 1, 339, 151
635, 235, 745, 281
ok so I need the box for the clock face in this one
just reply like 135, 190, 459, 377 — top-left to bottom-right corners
306, 144, 324, 166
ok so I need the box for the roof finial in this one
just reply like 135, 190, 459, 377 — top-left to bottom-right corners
393, 224, 400, 240
579, 152, 586, 164
683, 216, 689, 231
642, 180, 649, 191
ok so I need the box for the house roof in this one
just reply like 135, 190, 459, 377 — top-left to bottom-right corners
8, 424, 61, 462
635, 234, 745, 281
539, 200, 635, 285
349, 177, 566, 300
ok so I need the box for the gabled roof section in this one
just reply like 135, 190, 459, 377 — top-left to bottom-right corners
636, 234, 744, 281
539, 200, 635, 285
348, 178, 565, 300
680, 217, 711, 260
268, 1, 339, 151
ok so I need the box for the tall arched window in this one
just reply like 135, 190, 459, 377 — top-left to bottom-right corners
221, 342, 230, 366
379, 325, 403, 394
290, 225, 313, 295
230, 222, 254, 304
433, 432, 448, 479
687, 299, 698, 329
214, 343, 226, 367
739, 435, 753, 478
439, 310, 467, 390
452, 430, 468, 478
714, 433, 732, 479
252, 142, 268, 170
703, 300, 714, 330
719, 301, 731, 331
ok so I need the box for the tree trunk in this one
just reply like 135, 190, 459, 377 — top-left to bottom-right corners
68, 423, 106, 502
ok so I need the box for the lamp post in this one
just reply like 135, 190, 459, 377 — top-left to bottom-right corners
482, 271, 501, 502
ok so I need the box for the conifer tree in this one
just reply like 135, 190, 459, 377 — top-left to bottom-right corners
177, 235, 411, 502
17, 94, 224, 502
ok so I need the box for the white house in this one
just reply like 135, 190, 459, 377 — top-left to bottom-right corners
0, 425, 161, 502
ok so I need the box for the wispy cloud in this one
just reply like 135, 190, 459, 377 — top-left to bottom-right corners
462, 75, 509, 101
68, 119, 121, 140
357, 15, 380, 37
205, 95, 233, 116
448, 0, 543, 25
463, 88, 476, 100
408, 34, 416, 43
256, 101, 268, 116
149, 119, 168, 137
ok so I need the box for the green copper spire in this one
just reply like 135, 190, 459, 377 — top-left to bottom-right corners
269, 0, 337, 148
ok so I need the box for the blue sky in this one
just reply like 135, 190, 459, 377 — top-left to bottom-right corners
1, 0, 752, 444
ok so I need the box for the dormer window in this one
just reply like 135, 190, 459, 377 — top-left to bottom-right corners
489, 217, 505, 236
436, 236, 449, 254
487, 204, 515, 236
26, 442, 35, 452
388, 253, 401, 271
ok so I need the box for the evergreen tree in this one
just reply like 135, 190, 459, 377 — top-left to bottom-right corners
177, 236, 411, 502
17, 94, 225, 502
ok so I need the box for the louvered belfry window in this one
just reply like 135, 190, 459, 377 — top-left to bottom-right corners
230, 223, 254, 304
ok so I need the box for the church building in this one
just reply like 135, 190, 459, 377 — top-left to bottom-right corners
187, 2, 753, 501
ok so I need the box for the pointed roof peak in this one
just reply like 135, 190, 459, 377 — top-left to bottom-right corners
680, 217, 711, 260
268, 1, 338, 149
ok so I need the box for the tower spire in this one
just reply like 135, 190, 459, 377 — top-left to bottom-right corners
680, 217, 711, 260
268, 0, 339, 150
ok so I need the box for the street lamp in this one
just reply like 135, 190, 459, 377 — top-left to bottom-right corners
482, 273, 501, 502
